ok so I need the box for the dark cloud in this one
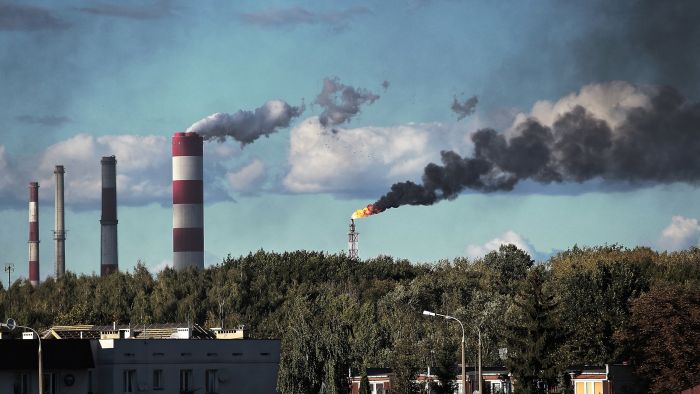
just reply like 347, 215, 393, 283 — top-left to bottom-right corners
16, 114, 71, 127
77, 0, 174, 20
451, 95, 478, 120
382, 80, 390, 90
0, 3, 70, 31
371, 85, 700, 213
187, 100, 305, 145
575, 0, 700, 90
315, 77, 380, 127
240, 6, 369, 30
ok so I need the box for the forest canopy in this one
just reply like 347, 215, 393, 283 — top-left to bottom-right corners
1, 245, 698, 394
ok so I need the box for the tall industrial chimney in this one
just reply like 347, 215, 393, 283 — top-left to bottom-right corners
28, 182, 40, 286
348, 219, 359, 260
100, 156, 118, 276
172, 132, 204, 270
54, 165, 65, 278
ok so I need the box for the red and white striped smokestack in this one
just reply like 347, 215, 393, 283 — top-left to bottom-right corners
54, 165, 66, 278
28, 182, 40, 286
100, 156, 118, 276
172, 132, 204, 270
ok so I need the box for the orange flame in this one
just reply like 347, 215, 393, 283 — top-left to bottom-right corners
351, 204, 380, 219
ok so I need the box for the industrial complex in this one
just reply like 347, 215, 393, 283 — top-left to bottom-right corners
21, 131, 209, 285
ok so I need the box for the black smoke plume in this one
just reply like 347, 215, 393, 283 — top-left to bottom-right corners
315, 77, 380, 127
187, 100, 304, 145
451, 95, 478, 120
373, 86, 700, 212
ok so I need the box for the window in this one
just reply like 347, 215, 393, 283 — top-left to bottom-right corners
153, 370, 164, 391
15, 373, 29, 394
205, 369, 218, 393
371, 382, 385, 394
123, 370, 136, 393
43, 373, 57, 394
492, 382, 503, 394
575, 381, 603, 394
180, 369, 193, 392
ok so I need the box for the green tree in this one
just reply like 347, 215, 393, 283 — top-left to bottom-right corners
556, 260, 648, 365
504, 266, 562, 394
483, 244, 534, 296
615, 286, 700, 393
359, 371, 371, 394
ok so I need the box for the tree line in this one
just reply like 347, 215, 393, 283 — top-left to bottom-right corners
0, 245, 698, 394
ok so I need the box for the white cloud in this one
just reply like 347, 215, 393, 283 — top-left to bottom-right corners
283, 116, 475, 195
226, 159, 266, 193
658, 215, 700, 251
465, 230, 535, 259
34, 133, 171, 205
0, 132, 245, 209
511, 81, 654, 132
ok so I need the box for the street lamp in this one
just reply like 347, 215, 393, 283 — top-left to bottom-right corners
4, 263, 14, 289
1, 318, 43, 394
476, 327, 482, 394
423, 311, 466, 394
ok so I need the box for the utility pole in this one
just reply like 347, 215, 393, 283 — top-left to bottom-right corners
219, 300, 225, 329
4, 263, 14, 289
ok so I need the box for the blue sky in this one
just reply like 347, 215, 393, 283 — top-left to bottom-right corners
1, 0, 699, 279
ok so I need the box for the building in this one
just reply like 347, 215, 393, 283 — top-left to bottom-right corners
0, 323, 280, 394
349, 364, 643, 394
568, 364, 641, 394
349, 368, 392, 394
0, 339, 93, 394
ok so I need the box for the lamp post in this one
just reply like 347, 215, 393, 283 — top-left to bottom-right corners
1, 319, 43, 394
423, 311, 466, 394
477, 327, 482, 394
4, 263, 14, 289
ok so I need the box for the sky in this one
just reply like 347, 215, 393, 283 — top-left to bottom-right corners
1, 0, 700, 279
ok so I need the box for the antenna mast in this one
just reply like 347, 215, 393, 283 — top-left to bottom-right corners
348, 219, 359, 260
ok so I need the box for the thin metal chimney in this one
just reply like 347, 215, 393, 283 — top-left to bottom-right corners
54, 165, 65, 278
100, 156, 118, 276
172, 132, 204, 270
348, 219, 359, 259
28, 182, 40, 286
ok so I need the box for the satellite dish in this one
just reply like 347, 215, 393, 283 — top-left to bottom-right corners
5, 318, 16, 331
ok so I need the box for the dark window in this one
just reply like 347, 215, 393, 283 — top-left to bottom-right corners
205, 369, 218, 394
15, 373, 29, 394
153, 369, 164, 390
43, 373, 57, 394
123, 370, 136, 393
180, 369, 193, 392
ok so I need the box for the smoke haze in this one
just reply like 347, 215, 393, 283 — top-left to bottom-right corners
315, 77, 380, 127
187, 100, 304, 144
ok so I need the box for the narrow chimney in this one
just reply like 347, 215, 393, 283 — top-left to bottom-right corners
100, 156, 118, 276
172, 132, 204, 270
28, 182, 40, 286
54, 165, 66, 278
